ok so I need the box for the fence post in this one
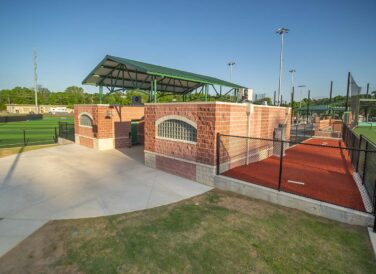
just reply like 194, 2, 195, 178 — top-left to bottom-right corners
362, 141, 369, 185
351, 134, 356, 160
303, 124, 306, 139
341, 124, 344, 141
216, 133, 220, 175
54, 127, 58, 143
356, 135, 362, 172
23, 129, 26, 146
373, 180, 376, 232
278, 141, 284, 191
295, 125, 298, 142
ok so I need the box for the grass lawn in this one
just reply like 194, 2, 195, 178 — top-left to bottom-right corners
0, 116, 73, 148
353, 126, 376, 144
0, 190, 374, 273
0, 144, 59, 158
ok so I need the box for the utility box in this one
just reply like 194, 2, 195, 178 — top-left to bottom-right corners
273, 124, 287, 157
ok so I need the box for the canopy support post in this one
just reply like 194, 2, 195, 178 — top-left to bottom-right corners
154, 78, 157, 103
149, 78, 153, 103
99, 85, 103, 104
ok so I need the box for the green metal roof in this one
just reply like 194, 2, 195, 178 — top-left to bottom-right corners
82, 55, 245, 93
296, 104, 345, 112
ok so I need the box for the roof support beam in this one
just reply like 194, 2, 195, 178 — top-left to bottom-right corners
96, 70, 196, 92
98, 63, 122, 86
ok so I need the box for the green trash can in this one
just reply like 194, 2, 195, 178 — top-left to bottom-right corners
131, 121, 138, 145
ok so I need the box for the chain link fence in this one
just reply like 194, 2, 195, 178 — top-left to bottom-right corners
217, 132, 376, 221
342, 124, 376, 209
290, 123, 314, 143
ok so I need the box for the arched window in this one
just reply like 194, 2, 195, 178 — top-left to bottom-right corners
79, 114, 93, 127
157, 118, 197, 143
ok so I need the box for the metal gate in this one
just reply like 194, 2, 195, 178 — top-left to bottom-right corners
58, 122, 75, 142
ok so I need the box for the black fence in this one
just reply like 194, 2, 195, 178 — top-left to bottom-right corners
290, 123, 314, 143
216, 133, 376, 230
0, 114, 43, 123
0, 127, 58, 148
58, 122, 75, 142
342, 124, 376, 211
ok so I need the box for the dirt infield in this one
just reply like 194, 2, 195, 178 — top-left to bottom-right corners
222, 138, 365, 211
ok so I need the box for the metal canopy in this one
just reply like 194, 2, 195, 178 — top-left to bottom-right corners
82, 55, 245, 96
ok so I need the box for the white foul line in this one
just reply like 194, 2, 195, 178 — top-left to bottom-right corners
287, 180, 305, 185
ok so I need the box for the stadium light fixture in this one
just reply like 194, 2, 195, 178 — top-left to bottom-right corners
228, 61, 236, 81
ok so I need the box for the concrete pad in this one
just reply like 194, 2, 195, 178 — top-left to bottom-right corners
0, 144, 211, 257
0, 219, 47, 257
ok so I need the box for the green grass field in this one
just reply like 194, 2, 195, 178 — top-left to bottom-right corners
0, 116, 74, 148
0, 190, 375, 273
353, 126, 376, 144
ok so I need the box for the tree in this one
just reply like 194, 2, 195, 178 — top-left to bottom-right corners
254, 97, 272, 105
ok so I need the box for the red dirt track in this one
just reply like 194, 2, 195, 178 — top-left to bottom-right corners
222, 138, 365, 211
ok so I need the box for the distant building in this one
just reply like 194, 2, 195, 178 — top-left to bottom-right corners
6, 104, 74, 114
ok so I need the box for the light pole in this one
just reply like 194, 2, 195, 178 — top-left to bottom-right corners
228, 61, 235, 81
289, 69, 296, 91
276, 27, 289, 106
34, 49, 39, 114
289, 69, 296, 124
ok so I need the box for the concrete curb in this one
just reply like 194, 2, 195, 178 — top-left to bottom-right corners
214, 175, 374, 226
368, 228, 376, 259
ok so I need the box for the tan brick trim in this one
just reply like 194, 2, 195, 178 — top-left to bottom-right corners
78, 112, 94, 128
76, 134, 95, 140
155, 115, 197, 128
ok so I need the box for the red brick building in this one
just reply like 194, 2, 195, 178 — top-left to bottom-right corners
144, 102, 291, 185
74, 104, 144, 150
76, 55, 291, 185
74, 102, 290, 185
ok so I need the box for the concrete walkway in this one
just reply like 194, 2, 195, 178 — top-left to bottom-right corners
0, 144, 211, 257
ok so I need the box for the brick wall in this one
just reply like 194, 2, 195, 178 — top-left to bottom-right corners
144, 102, 291, 181
156, 155, 196, 181
144, 103, 218, 165
314, 118, 343, 138
218, 104, 290, 172
79, 136, 94, 148
74, 104, 144, 149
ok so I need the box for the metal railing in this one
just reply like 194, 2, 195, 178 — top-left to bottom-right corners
58, 122, 75, 142
0, 127, 58, 148
216, 132, 376, 231
290, 123, 314, 143
342, 124, 376, 214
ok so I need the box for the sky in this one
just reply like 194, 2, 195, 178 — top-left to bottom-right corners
0, 0, 375, 100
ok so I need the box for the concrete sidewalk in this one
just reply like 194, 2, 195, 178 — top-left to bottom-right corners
0, 144, 211, 257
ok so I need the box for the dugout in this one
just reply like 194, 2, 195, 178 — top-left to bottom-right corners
78, 55, 291, 185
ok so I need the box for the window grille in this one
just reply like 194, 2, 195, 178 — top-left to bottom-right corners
157, 119, 197, 142
80, 114, 93, 127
